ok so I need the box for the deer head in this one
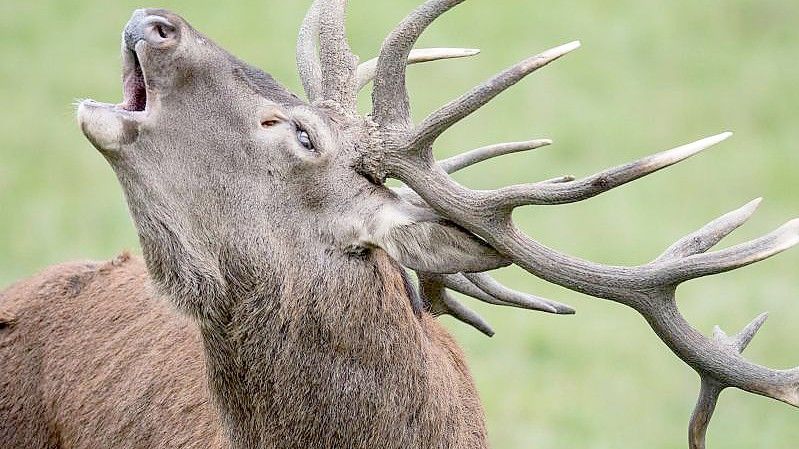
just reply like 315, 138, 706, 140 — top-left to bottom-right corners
77, 7, 512, 322
76, 1, 799, 448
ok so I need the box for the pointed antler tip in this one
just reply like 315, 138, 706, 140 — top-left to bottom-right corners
702, 131, 734, 146
545, 40, 582, 58
560, 306, 577, 315
730, 197, 763, 221
747, 197, 764, 209
721, 197, 763, 224
776, 219, 799, 249
690, 131, 733, 152
524, 139, 553, 150
658, 132, 734, 165
540, 304, 559, 314
744, 311, 769, 330
735, 312, 770, 351
421, 48, 481, 58
700, 130, 732, 148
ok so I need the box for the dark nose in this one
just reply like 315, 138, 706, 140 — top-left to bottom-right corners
123, 9, 177, 50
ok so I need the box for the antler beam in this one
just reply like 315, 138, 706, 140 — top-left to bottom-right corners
688, 313, 769, 449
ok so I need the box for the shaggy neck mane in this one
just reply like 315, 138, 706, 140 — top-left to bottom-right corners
191, 247, 445, 449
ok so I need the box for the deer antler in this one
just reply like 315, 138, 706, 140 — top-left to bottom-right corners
372, 0, 466, 126
296, 0, 323, 102
417, 270, 573, 337
359, 2, 799, 446
298, 1, 479, 107
296, 0, 359, 107
438, 138, 553, 174
295, 0, 797, 443
317, 0, 358, 108
356, 48, 479, 91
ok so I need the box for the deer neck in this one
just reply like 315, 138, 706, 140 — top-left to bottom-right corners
193, 246, 432, 449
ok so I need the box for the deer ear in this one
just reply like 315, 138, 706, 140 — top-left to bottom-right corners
367, 202, 509, 273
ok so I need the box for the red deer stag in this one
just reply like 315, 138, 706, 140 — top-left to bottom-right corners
1, 2, 797, 448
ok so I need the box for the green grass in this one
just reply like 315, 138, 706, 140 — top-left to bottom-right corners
2, 0, 798, 447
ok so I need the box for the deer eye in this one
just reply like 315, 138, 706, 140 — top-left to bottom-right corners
296, 128, 315, 152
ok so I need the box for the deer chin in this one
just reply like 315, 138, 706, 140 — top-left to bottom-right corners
77, 100, 145, 152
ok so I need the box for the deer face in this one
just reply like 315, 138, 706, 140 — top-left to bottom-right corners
77, 9, 505, 313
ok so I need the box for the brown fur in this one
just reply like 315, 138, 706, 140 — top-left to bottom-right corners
0, 253, 486, 448
0, 256, 224, 448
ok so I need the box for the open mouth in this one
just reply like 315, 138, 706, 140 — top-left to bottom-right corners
120, 48, 147, 112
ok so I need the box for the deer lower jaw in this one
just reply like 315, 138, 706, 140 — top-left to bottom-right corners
77, 100, 147, 152
77, 98, 154, 155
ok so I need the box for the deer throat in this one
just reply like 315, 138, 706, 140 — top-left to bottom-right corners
193, 251, 485, 449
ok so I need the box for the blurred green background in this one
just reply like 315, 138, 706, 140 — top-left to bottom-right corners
1, 0, 797, 447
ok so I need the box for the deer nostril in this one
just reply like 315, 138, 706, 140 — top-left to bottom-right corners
125, 11, 177, 50
155, 24, 167, 39
143, 16, 177, 45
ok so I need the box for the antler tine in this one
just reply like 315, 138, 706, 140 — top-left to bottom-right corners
488, 132, 732, 208
440, 272, 573, 314
372, 0, 466, 127
357, 48, 480, 92
659, 217, 799, 285
411, 41, 581, 150
440, 273, 515, 307
389, 132, 730, 223
317, 0, 359, 109
418, 273, 495, 336
442, 295, 495, 337
462, 272, 575, 314
734, 312, 769, 352
416, 271, 573, 336
296, 0, 323, 102
439, 139, 552, 174
655, 198, 763, 262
